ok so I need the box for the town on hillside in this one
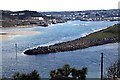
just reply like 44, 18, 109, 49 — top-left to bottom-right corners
0, 9, 120, 27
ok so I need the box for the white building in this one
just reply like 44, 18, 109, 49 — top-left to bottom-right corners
31, 17, 44, 20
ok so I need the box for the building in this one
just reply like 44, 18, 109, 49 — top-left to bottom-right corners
31, 17, 44, 20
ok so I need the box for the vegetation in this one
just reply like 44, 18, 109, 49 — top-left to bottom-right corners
1, 10, 65, 27
2, 10, 43, 20
50, 64, 87, 80
11, 70, 40, 80
1, 65, 88, 80
107, 59, 120, 79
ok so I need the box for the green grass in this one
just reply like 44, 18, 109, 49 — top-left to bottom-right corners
85, 24, 119, 39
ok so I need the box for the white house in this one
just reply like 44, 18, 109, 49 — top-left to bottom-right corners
31, 17, 44, 20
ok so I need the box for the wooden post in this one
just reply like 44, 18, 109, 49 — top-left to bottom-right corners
101, 53, 103, 80
15, 43, 17, 59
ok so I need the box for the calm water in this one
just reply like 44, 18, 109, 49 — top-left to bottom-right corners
1, 21, 118, 78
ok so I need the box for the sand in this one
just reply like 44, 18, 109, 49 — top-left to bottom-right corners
0, 31, 40, 40
16, 25, 36, 28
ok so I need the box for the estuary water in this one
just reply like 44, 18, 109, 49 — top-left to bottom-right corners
1, 21, 118, 78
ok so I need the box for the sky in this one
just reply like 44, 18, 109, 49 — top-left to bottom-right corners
0, 0, 120, 11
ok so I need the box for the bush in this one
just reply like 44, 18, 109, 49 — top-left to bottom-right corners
12, 70, 40, 80
107, 60, 120, 79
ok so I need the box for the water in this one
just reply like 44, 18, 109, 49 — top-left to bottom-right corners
1, 21, 118, 78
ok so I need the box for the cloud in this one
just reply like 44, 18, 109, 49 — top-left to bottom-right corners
118, 1, 120, 9
0, 0, 119, 11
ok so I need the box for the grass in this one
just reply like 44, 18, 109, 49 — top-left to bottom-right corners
85, 24, 119, 39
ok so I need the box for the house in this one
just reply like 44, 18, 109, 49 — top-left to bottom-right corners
31, 17, 44, 20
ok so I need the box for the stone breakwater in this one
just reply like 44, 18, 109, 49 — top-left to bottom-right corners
24, 24, 119, 55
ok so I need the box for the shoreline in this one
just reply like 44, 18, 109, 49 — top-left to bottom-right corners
0, 31, 40, 40
0, 25, 37, 28
16, 25, 37, 28
24, 24, 119, 55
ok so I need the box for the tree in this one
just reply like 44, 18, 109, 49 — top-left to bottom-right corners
29, 70, 40, 80
78, 67, 87, 80
71, 67, 78, 79
63, 64, 71, 77
107, 60, 120, 79
57, 68, 64, 75
50, 64, 88, 80
50, 70, 56, 78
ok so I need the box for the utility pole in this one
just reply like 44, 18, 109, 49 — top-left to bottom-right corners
15, 43, 17, 60
15, 43, 18, 73
101, 53, 103, 80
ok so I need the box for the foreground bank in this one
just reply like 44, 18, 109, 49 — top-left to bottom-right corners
24, 24, 119, 55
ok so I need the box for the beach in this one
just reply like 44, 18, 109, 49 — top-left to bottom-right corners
0, 31, 40, 40
16, 25, 37, 28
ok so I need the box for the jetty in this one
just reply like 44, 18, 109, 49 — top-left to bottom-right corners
24, 24, 119, 55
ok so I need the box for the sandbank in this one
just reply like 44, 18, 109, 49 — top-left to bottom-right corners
0, 31, 40, 40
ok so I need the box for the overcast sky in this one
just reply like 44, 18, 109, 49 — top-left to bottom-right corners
1, 0, 119, 11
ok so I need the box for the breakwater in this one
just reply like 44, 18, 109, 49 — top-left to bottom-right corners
24, 24, 119, 55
